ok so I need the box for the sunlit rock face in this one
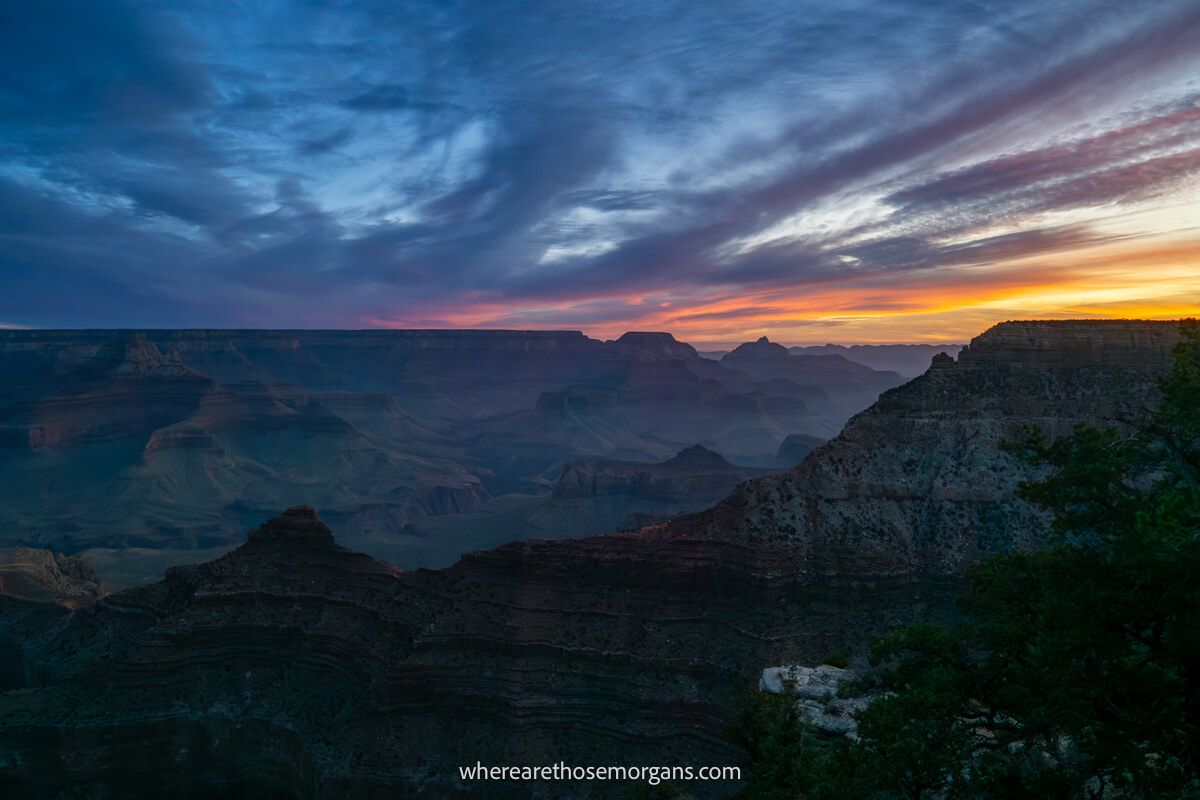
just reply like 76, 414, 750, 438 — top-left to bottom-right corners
0, 320, 1184, 799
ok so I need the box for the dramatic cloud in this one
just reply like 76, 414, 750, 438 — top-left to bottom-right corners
1, 0, 1197, 340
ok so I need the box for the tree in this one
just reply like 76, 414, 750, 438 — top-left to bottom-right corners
732, 320, 1200, 799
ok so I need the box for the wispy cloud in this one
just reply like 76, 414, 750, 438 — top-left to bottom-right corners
0, 0, 1197, 338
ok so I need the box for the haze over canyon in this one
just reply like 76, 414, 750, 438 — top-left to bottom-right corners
0, 318, 1191, 798
0, 328, 927, 586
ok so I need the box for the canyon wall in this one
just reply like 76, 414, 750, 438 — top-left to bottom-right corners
0, 328, 897, 564
0, 320, 1186, 799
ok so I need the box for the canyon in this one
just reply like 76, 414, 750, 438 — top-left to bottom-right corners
0, 319, 1184, 798
0, 328, 905, 586
363, 443, 777, 570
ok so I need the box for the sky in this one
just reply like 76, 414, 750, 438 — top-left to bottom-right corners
1, 0, 1198, 345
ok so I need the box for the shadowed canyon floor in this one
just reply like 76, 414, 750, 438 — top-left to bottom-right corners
0, 320, 1184, 799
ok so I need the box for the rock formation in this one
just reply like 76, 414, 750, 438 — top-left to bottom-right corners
0, 547, 102, 695
533, 444, 777, 532
759, 664, 873, 739
0, 547, 101, 606
342, 444, 782, 571
0, 329, 872, 574
0, 320, 1185, 798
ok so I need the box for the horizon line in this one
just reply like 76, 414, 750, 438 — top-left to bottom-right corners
1, 317, 1192, 349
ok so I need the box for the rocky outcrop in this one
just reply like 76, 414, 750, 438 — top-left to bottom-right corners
957, 319, 1182, 368
0, 547, 101, 605
247, 505, 336, 545
0, 548, 103, 694
112, 334, 198, 378
759, 664, 873, 739
777, 432, 826, 465
610, 331, 708, 362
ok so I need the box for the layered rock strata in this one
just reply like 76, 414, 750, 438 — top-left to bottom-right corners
0, 329, 878, 555
0, 320, 1186, 799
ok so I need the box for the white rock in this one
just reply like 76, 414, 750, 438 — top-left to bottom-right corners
759, 664, 849, 700
759, 664, 872, 740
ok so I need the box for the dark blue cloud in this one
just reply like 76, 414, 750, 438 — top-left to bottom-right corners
0, 0, 210, 127
0, 0, 1197, 329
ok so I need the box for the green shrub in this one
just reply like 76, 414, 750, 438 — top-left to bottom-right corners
820, 651, 849, 669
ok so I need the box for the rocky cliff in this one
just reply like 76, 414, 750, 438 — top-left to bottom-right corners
0, 547, 101, 695
0, 320, 1185, 799
0, 507, 924, 799
776, 432, 826, 465
661, 320, 1181, 571
0, 547, 101, 606
0, 328, 870, 565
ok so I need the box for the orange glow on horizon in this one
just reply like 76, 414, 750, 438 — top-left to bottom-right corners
367, 235, 1200, 345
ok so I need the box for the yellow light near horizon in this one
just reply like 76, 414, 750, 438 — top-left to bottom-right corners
368, 233, 1200, 345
